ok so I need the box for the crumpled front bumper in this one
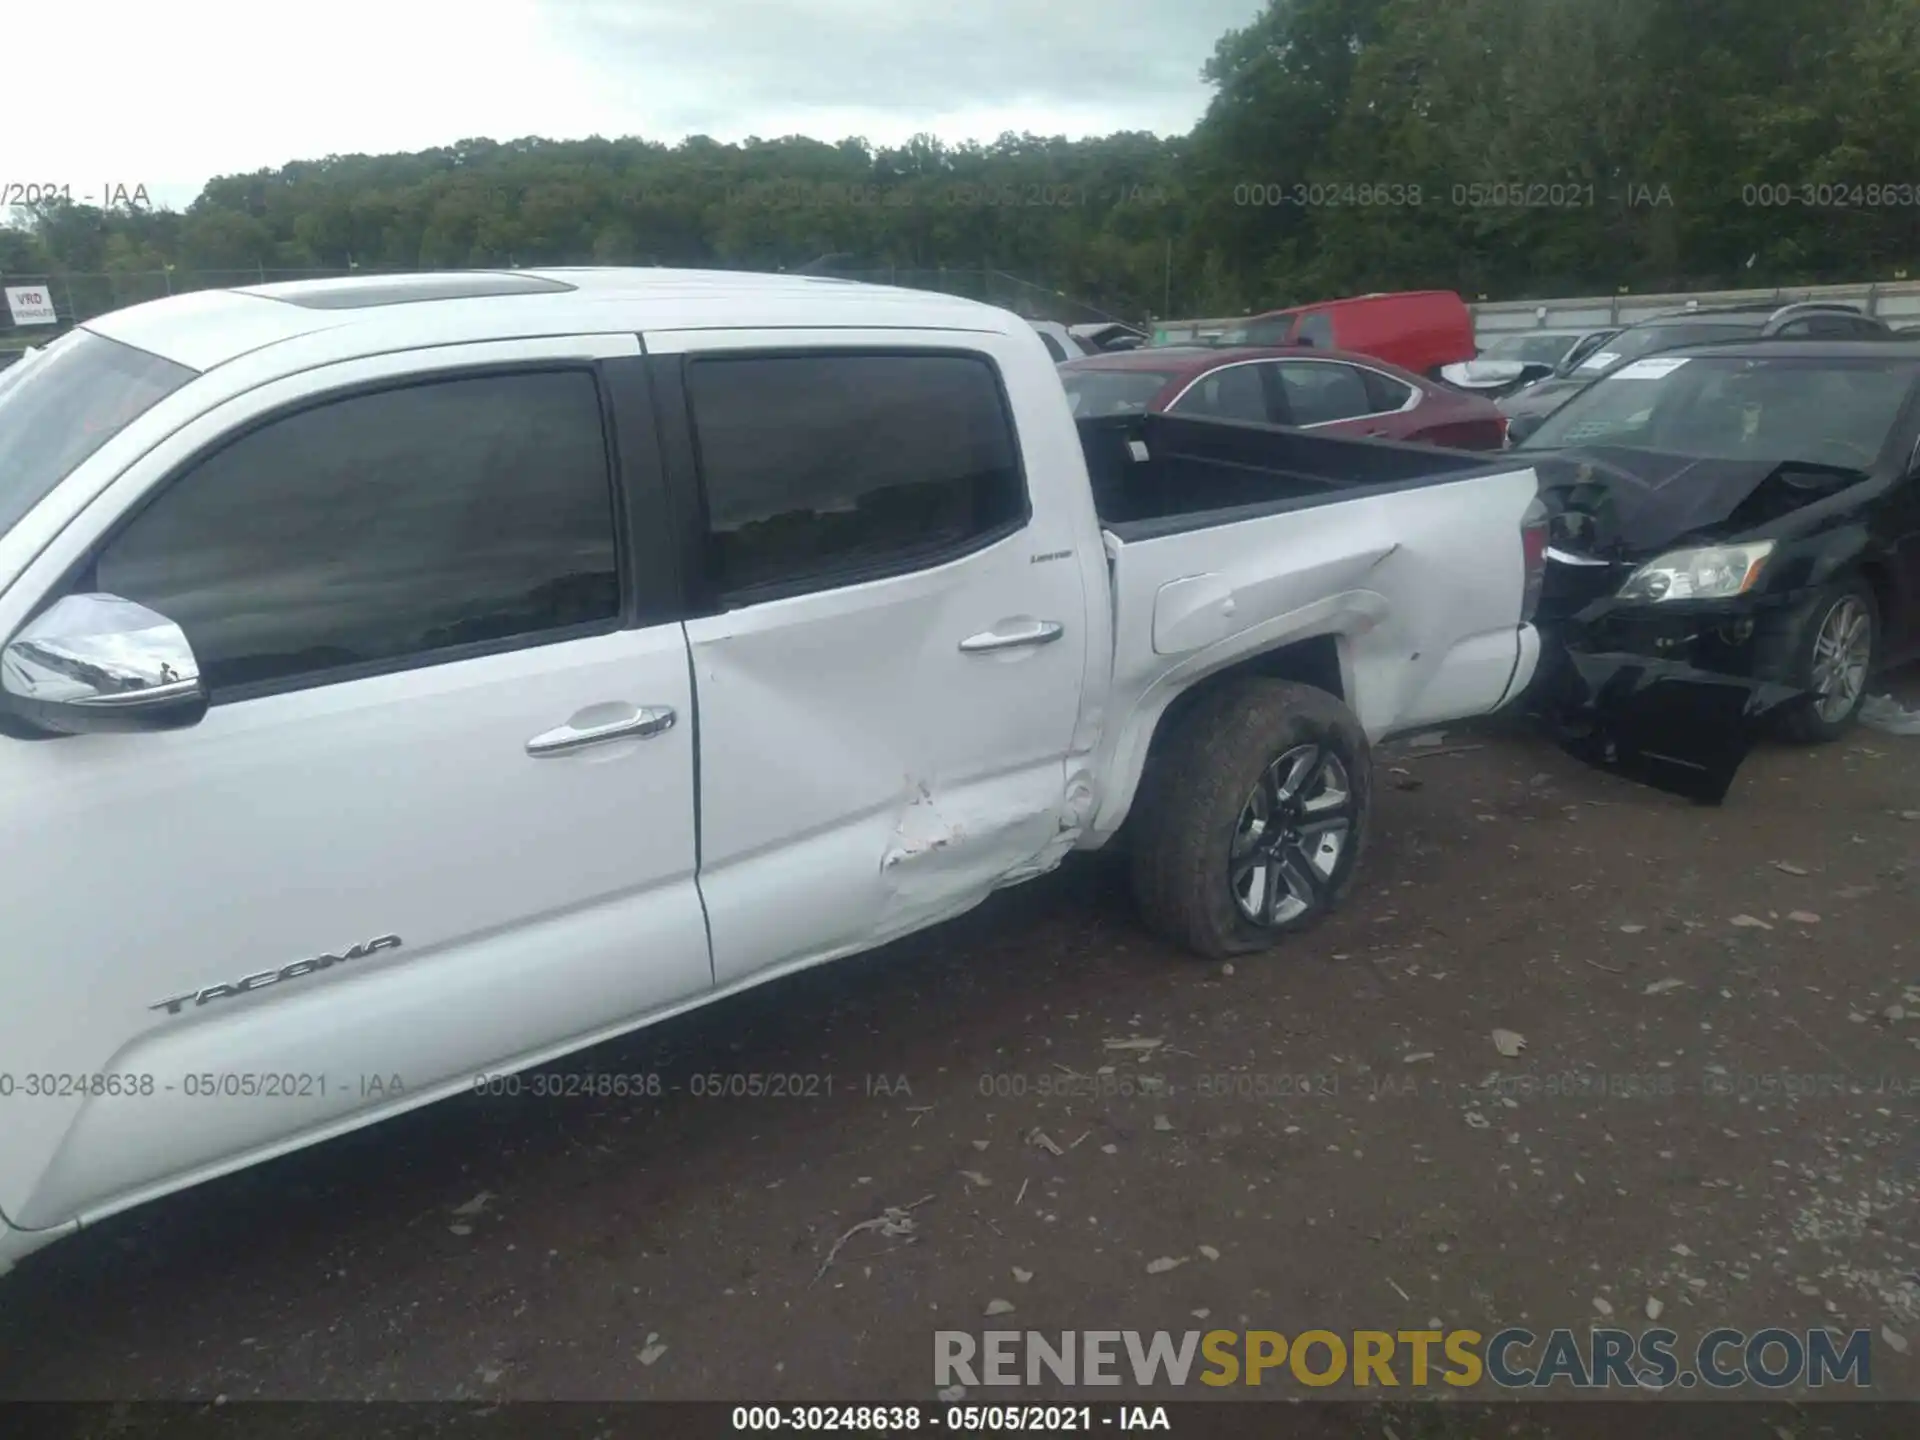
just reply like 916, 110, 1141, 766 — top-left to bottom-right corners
1523, 563, 1821, 802
1550, 650, 1813, 804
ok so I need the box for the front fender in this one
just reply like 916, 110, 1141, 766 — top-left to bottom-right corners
1758, 520, 1874, 597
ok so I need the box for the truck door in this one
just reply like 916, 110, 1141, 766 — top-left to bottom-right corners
642, 329, 1093, 989
0, 339, 710, 1231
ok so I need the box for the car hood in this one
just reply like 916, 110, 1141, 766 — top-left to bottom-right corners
1524, 445, 1874, 558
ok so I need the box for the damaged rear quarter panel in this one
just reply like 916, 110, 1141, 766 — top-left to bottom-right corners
1086, 464, 1540, 840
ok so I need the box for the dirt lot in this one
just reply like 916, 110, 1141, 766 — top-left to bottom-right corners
1, 682, 1917, 1408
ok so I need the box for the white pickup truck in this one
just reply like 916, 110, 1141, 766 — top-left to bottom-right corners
0, 269, 1544, 1275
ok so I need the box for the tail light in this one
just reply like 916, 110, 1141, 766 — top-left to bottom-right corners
1520, 495, 1549, 623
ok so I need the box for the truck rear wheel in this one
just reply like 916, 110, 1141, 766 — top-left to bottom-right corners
1129, 679, 1372, 959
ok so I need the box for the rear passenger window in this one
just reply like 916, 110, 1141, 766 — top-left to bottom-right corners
1360, 369, 1415, 413
686, 352, 1028, 597
1171, 364, 1271, 423
1275, 361, 1372, 425
91, 371, 619, 695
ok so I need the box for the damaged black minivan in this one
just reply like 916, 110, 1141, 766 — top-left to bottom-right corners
1512, 340, 1920, 800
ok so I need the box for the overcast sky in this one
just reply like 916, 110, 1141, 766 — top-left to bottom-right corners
18, 0, 1262, 212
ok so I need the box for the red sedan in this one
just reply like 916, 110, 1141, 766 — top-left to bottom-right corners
1058, 345, 1509, 450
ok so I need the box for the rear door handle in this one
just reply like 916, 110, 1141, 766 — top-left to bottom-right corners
526, 705, 676, 757
959, 620, 1065, 654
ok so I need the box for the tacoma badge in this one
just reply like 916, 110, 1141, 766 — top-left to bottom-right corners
149, 935, 402, 1016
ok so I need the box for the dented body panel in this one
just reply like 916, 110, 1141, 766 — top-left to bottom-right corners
658, 324, 1101, 991
1526, 428, 1920, 781
1514, 338, 1920, 797
1087, 464, 1541, 838
0, 271, 1543, 1274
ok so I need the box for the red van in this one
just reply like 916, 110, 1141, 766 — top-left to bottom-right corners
1224, 291, 1475, 378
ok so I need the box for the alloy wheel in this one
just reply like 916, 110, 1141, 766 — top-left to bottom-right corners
1229, 744, 1356, 926
1810, 596, 1871, 724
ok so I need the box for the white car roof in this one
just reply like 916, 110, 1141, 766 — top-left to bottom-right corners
81, 268, 1016, 374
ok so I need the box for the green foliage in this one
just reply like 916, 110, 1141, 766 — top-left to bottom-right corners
6, 0, 1920, 321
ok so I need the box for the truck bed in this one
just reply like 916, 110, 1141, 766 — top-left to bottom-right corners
1080, 409, 1543, 836
1078, 412, 1501, 540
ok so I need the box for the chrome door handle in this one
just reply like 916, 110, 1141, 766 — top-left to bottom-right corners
526, 705, 676, 757
959, 620, 1065, 654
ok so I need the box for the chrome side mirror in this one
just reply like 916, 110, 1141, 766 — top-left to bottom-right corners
1, 594, 207, 735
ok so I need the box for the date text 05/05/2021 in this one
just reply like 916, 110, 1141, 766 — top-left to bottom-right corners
729, 1405, 1171, 1432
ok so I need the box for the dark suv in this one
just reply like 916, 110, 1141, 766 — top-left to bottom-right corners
1501, 301, 1892, 438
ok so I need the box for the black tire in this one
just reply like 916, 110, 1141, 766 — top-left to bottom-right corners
1128, 678, 1372, 959
1778, 575, 1878, 744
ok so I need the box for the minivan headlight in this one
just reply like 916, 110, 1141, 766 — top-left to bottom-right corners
1617, 541, 1774, 602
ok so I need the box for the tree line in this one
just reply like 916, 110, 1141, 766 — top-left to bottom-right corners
6, 0, 1920, 323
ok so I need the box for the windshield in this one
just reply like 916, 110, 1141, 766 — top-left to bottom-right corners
1564, 321, 1753, 378
1060, 367, 1183, 417
1520, 354, 1918, 468
0, 329, 196, 538
1482, 333, 1576, 366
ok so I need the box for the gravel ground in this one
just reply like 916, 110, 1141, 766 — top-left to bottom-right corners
1, 680, 1917, 1408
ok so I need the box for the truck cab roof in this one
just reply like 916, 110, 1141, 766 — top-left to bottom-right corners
83, 268, 1014, 374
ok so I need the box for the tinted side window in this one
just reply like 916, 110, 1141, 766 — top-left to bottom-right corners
1814, 317, 1858, 337
686, 352, 1027, 597
1788, 314, 1880, 338
1037, 331, 1069, 362
1276, 362, 1372, 425
1360, 368, 1415, 413
1171, 364, 1272, 423
92, 371, 619, 695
